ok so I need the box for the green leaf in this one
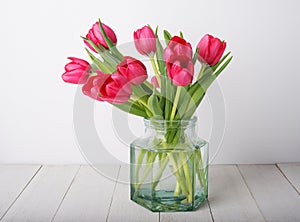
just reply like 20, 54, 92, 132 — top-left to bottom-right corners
82, 38, 115, 72
147, 87, 163, 117
188, 66, 213, 96
141, 82, 154, 94
98, 19, 114, 48
81, 36, 103, 55
84, 47, 97, 61
193, 48, 199, 64
164, 78, 174, 120
84, 48, 111, 73
180, 74, 212, 119
153, 27, 167, 77
175, 86, 190, 119
98, 45, 120, 66
144, 106, 153, 117
214, 56, 233, 77
176, 53, 233, 119
211, 51, 231, 71
163, 30, 172, 45
179, 31, 184, 38
155, 25, 158, 36
183, 56, 233, 119
101, 53, 117, 70
132, 85, 151, 102
155, 38, 167, 76
159, 76, 166, 117
183, 92, 205, 119
113, 101, 148, 118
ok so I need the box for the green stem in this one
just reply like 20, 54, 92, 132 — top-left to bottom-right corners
135, 149, 147, 185
196, 149, 208, 195
136, 152, 157, 190
170, 86, 182, 121
180, 152, 193, 203
110, 47, 124, 61
102, 51, 119, 67
151, 155, 169, 190
174, 181, 181, 196
197, 64, 206, 81
168, 153, 188, 195
150, 56, 161, 87
176, 155, 186, 196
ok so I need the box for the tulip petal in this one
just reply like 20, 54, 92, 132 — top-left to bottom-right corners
92, 22, 108, 49
211, 42, 226, 66
62, 69, 88, 84
84, 21, 117, 51
133, 26, 156, 55
172, 68, 193, 86
117, 56, 147, 85
67, 57, 90, 67
82, 76, 100, 99
65, 63, 83, 71
164, 47, 174, 63
151, 76, 160, 88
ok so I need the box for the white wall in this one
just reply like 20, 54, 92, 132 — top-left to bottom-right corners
0, 0, 299, 164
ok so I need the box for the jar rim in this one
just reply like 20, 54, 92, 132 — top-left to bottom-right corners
144, 116, 197, 129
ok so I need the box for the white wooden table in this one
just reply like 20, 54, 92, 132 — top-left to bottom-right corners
0, 164, 299, 222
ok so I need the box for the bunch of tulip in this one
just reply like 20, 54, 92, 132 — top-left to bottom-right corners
62, 19, 232, 204
62, 19, 232, 121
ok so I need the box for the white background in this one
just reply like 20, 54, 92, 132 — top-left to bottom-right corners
0, 0, 299, 164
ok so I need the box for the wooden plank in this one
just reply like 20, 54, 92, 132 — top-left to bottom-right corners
160, 202, 212, 222
107, 165, 159, 222
209, 165, 265, 222
0, 165, 41, 219
1, 165, 79, 222
53, 165, 120, 222
277, 163, 300, 194
238, 164, 300, 222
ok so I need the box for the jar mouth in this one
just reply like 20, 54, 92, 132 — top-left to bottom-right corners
144, 116, 197, 129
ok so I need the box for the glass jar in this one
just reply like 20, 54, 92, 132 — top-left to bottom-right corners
130, 117, 208, 212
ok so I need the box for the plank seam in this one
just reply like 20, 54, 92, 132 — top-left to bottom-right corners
276, 164, 300, 196
236, 164, 267, 222
105, 165, 121, 222
0, 165, 43, 221
207, 199, 215, 222
50, 165, 82, 222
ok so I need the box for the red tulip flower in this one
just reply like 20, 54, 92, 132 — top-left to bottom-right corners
197, 34, 226, 66
82, 71, 132, 104
62, 57, 90, 84
164, 36, 194, 86
134, 26, 157, 55
85, 22, 117, 53
117, 56, 148, 85
151, 76, 160, 88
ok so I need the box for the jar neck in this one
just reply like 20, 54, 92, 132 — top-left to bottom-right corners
144, 117, 197, 134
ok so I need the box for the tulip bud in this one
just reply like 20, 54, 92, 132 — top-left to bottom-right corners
62, 57, 90, 84
117, 56, 148, 85
197, 34, 226, 66
134, 26, 157, 56
84, 22, 117, 53
164, 36, 194, 86
82, 71, 132, 104
151, 76, 160, 88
